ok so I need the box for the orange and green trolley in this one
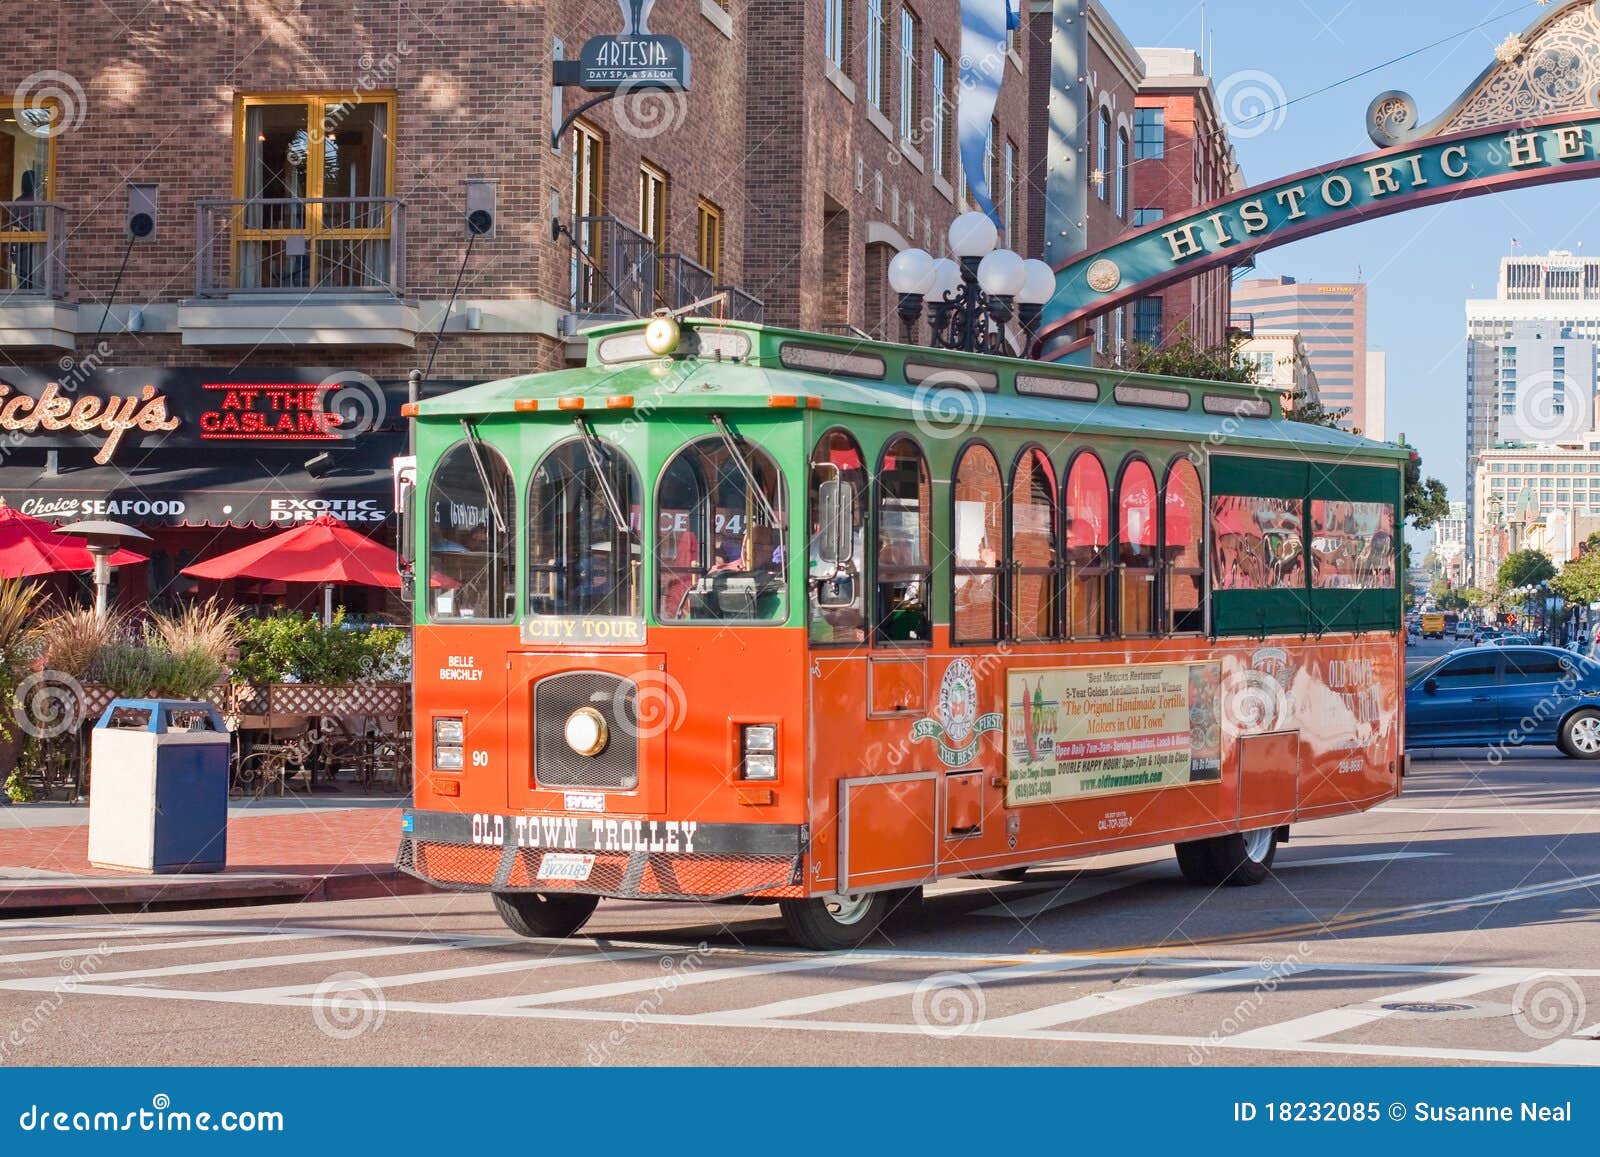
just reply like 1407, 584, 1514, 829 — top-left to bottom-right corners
394, 316, 1408, 949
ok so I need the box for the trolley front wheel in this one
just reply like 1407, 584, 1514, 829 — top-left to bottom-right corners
492, 891, 599, 938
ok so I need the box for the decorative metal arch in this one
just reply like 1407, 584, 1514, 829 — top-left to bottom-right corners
1037, 0, 1600, 360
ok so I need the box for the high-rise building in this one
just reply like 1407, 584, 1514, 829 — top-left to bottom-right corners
1365, 352, 1388, 441
1463, 250, 1600, 582
1230, 277, 1373, 433
1433, 500, 1468, 587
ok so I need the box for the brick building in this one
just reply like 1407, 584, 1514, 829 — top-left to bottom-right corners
1127, 46, 1241, 352
0, 0, 1034, 607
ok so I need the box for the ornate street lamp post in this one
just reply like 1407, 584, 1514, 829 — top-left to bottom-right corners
888, 211, 1055, 356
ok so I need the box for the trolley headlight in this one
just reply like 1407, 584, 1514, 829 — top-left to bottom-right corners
644, 313, 681, 356
433, 716, 465, 771
565, 707, 609, 758
740, 724, 778, 781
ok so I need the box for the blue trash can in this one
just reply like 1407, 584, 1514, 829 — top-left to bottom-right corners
87, 699, 231, 874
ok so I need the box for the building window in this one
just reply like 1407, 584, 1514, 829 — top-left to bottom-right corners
931, 48, 951, 178
899, 7, 921, 143
1116, 128, 1130, 219
696, 199, 722, 280
867, 0, 887, 111
234, 93, 396, 290
1135, 107, 1165, 159
1133, 207, 1164, 227
1, 99, 57, 293
1133, 296, 1163, 346
1003, 139, 1017, 241
825, 0, 847, 71
638, 161, 667, 250
986, 119, 999, 207
1096, 108, 1111, 201
569, 120, 605, 308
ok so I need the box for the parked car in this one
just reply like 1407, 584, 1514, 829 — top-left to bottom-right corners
1406, 645, 1600, 757
1472, 626, 1503, 645
1486, 634, 1532, 646
1454, 620, 1476, 639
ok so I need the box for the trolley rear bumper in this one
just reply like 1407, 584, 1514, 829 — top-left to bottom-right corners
396, 808, 807, 901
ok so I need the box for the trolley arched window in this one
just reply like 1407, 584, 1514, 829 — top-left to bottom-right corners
952, 442, 1004, 643
808, 429, 868, 644
655, 433, 788, 623
1063, 452, 1110, 638
427, 439, 515, 621
527, 438, 641, 619
1163, 458, 1205, 633
1010, 447, 1059, 642
875, 436, 932, 643
1117, 458, 1159, 637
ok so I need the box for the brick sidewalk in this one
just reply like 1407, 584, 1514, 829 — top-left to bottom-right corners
0, 802, 432, 914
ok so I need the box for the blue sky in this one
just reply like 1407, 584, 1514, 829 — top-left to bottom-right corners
1104, 0, 1595, 501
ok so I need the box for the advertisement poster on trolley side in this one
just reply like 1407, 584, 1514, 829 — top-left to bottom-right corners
1006, 662, 1223, 806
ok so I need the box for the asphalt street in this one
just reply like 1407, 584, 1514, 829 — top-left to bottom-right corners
2, 697, 1596, 1067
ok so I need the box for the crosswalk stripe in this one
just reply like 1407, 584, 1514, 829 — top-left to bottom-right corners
0, 931, 329, 967
979, 963, 1310, 1033
711, 956, 1105, 1022
237, 948, 667, 998
451, 952, 896, 1012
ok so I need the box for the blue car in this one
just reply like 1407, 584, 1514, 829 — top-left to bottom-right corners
1406, 645, 1600, 758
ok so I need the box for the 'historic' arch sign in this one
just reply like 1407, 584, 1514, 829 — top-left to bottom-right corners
1035, 0, 1600, 359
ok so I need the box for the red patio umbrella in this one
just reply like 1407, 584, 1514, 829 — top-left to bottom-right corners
0, 503, 148, 579
181, 514, 401, 623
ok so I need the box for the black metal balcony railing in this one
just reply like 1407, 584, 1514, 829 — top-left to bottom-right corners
568, 216, 764, 329
0, 201, 66, 299
658, 252, 716, 311
716, 285, 765, 324
195, 196, 405, 295
570, 215, 656, 322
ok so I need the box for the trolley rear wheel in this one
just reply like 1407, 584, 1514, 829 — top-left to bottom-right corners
1174, 827, 1279, 887
492, 891, 599, 938
779, 888, 917, 950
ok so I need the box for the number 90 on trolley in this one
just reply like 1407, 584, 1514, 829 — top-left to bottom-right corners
393, 317, 1407, 950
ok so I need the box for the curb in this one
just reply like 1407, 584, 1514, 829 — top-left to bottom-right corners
0, 869, 437, 918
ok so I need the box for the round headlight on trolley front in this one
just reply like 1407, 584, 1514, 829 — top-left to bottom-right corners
643, 313, 681, 356
564, 707, 609, 758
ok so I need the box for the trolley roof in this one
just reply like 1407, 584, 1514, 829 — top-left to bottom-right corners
411, 318, 1407, 461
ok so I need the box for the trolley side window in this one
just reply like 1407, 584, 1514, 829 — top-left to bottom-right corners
1117, 457, 1159, 638
952, 441, 1004, 644
1209, 455, 1401, 636
1163, 457, 1205, 634
527, 439, 641, 619
1063, 451, 1110, 639
1010, 446, 1060, 642
875, 437, 932, 644
427, 440, 516, 621
656, 435, 789, 623
808, 429, 868, 644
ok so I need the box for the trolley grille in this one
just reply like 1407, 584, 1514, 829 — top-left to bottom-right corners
533, 671, 639, 789
400, 838, 802, 900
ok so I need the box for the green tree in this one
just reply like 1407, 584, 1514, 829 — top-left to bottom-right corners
1395, 435, 1449, 531
1551, 548, 1600, 607
1498, 548, 1556, 590
1123, 329, 1255, 383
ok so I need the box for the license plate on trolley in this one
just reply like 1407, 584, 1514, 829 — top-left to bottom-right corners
536, 853, 596, 882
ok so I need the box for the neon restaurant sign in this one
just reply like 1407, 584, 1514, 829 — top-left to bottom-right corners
1035, 0, 1600, 359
